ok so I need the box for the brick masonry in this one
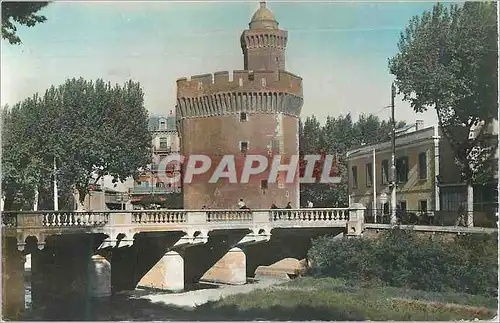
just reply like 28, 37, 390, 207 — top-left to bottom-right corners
176, 2, 303, 209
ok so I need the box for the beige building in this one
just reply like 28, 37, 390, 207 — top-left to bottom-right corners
346, 120, 498, 220
130, 113, 182, 207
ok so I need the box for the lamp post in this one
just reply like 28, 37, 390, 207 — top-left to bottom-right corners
390, 83, 397, 224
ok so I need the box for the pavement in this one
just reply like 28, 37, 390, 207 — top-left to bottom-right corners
132, 278, 283, 308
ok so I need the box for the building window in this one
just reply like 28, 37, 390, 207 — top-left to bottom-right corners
240, 112, 248, 122
261, 179, 268, 190
238, 78, 243, 87
418, 152, 427, 180
159, 121, 166, 130
383, 203, 389, 214
156, 182, 164, 188
381, 159, 389, 184
261, 78, 266, 87
159, 137, 169, 150
197, 82, 202, 90
396, 156, 409, 183
419, 200, 428, 213
351, 166, 358, 188
366, 163, 373, 187
248, 71, 254, 81
400, 200, 407, 212
240, 141, 249, 153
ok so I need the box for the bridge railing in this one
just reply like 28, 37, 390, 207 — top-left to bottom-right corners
1, 211, 112, 228
363, 208, 498, 228
1, 208, 353, 229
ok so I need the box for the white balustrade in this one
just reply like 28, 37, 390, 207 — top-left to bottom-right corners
2, 208, 351, 232
131, 210, 187, 224
206, 210, 253, 222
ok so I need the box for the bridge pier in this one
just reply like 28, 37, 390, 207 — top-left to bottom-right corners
137, 250, 185, 292
1, 237, 24, 320
200, 246, 247, 285
89, 255, 111, 297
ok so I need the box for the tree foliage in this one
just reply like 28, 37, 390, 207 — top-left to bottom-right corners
308, 230, 498, 297
299, 113, 406, 207
1, 1, 50, 45
1, 78, 152, 210
388, 1, 498, 185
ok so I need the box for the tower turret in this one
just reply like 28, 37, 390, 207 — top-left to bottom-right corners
176, 1, 303, 209
241, 1, 287, 71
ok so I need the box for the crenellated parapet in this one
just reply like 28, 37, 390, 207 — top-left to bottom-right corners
240, 29, 288, 52
175, 70, 303, 119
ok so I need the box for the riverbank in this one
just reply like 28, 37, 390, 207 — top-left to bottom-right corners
21, 276, 497, 321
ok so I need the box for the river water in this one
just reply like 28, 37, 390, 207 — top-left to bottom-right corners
21, 270, 281, 321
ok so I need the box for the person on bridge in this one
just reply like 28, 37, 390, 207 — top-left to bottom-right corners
237, 198, 247, 209
285, 201, 292, 220
270, 203, 278, 209
455, 205, 466, 226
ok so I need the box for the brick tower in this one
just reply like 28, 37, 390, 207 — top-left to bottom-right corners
176, 1, 303, 209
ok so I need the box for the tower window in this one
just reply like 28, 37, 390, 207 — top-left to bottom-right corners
240, 112, 248, 122
248, 71, 254, 81
240, 141, 249, 153
261, 78, 267, 87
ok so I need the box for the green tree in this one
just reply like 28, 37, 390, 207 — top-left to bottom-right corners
299, 113, 406, 207
1, 1, 50, 45
1, 78, 152, 211
388, 1, 498, 225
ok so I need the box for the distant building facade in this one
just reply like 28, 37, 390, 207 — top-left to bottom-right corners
129, 113, 182, 207
346, 120, 498, 222
175, 1, 303, 209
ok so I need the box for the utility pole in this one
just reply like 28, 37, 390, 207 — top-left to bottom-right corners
372, 148, 377, 223
53, 156, 59, 211
390, 83, 397, 224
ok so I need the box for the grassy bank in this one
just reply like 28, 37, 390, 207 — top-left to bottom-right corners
22, 277, 498, 321
194, 277, 497, 321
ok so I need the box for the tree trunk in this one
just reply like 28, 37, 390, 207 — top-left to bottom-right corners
467, 183, 474, 227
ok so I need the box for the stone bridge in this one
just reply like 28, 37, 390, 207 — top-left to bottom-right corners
1, 206, 360, 320
1, 205, 497, 320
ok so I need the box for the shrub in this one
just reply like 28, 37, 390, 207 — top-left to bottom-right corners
307, 229, 498, 297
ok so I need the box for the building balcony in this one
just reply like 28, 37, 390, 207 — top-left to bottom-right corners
146, 164, 180, 172
130, 186, 181, 194
154, 145, 172, 153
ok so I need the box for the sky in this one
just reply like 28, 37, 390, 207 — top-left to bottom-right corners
1, 0, 452, 127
